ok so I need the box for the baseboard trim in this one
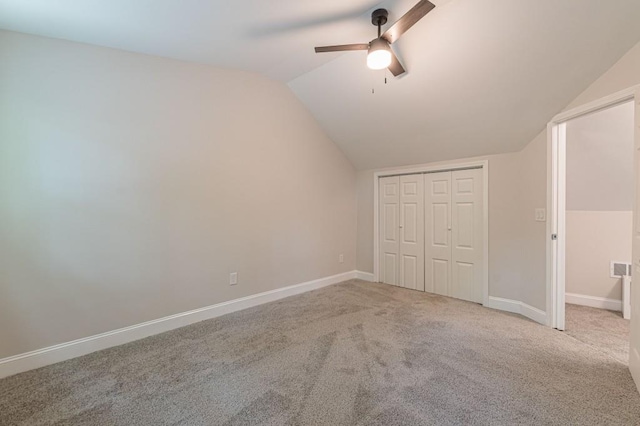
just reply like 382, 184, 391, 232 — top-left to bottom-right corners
565, 292, 622, 312
520, 302, 548, 325
355, 271, 375, 282
486, 296, 547, 325
0, 270, 357, 379
485, 296, 521, 315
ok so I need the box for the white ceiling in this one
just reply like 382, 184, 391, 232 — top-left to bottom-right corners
2, 0, 640, 170
0, 0, 411, 82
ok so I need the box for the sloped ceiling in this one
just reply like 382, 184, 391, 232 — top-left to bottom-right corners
2, 0, 640, 170
289, 0, 640, 169
566, 101, 635, 212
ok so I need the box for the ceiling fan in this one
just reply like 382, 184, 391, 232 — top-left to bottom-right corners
314, 0, 436, 77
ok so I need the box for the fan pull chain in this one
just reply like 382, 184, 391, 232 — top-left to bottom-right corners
372, 70, 388, 94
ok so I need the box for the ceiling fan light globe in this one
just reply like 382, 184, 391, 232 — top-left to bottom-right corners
367, 49, 392, 70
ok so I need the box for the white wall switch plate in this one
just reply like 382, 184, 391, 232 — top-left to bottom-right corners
339, 254, 344, 263
535, 208, 546, 222
230, 272, 238, 285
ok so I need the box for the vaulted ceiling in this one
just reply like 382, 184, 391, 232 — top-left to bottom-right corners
2, 0, 640, 169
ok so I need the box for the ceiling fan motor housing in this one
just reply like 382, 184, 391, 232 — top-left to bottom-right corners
371, 9, 389, 26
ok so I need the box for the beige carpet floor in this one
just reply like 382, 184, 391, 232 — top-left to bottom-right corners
1, 280, 639, 425
565, 303, 630, 365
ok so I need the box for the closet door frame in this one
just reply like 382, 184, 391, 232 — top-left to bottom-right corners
373, 161, 489, 306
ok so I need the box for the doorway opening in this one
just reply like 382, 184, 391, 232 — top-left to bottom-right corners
549, 85, 640, 389
562, 100, 634, 363
548, 87, 639, 339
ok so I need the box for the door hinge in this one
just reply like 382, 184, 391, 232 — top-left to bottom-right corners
551, 234, 558, 240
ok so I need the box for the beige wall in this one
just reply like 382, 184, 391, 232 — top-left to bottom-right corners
516, 132, 548, 310
0, 31, 357, 359
567, 41, 640, 110
517, 39, 640, 311
509, 39, 640, 312
566, 211, 632, 300
3, 30, 640, 361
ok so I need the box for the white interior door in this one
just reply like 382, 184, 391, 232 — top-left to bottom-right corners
424, 172, 452, 295
379, 168, 485, 300
399, 175, 425, 290
451, 169, 484, 303
379, 176, 400, 286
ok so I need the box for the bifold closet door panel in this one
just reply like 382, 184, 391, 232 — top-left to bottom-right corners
379, 176, 400, 286
424, 172, 452, 295
451, 168, 484, 303
399, 174, 425, 290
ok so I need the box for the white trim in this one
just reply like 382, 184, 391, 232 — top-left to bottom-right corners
551, 85, 639, 123
565, 293, 622, 312
355, 270, 375, 282
485, 296, 547, 325
372, 160, 489, 306
547, 86, 640, 331
373, 174, 380, 281
482, 163, 490, 306
485, 296, 521, 315
0, 271, 357, 379
557, 122, 567, 331
521, 303, 548, 325
631, 347, 640, 393
546, 122, 555, 327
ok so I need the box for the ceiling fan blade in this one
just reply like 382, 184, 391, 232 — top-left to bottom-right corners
382, 0, 435, 44
315, 43, 369, 53
388, 49, 406, 77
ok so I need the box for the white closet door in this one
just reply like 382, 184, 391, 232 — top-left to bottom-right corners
424, 172, 452, 295
451, 169, 484, 303
399, 175, 424, 290
379, 176, 400, 286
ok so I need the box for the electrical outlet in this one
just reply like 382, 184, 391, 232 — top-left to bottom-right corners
535, 208, 546, 222
230, 272, 238, 285
339, 254, 344, 263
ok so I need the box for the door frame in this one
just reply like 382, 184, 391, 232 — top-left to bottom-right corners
373, 160, 490, 306
547, 85, 640, 330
